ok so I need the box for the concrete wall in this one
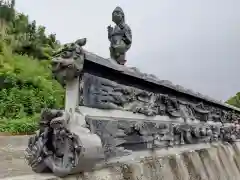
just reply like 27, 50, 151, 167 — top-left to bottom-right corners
3, 141, 240, 180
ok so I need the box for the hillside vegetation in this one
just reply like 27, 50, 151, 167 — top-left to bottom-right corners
0, 0, 64, 134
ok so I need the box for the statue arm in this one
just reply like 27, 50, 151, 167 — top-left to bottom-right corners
122, 25, 132, 45
108, 33, 112, 40
108, 26, 113, 41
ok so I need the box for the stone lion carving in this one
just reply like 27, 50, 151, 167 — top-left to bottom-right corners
52, 38, 86, 85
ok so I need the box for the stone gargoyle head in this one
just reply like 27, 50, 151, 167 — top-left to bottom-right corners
52, 38, 87, 85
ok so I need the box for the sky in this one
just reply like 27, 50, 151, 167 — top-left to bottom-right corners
15, 0, 240, 101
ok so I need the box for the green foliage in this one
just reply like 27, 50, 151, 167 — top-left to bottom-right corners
0, 0, 15, 24
0, 114, 39, 134
0, 44, 64, 133
0, 1, 64, 133
0, 45, 64, 119
226, 92, 240, 108
0, 1, 60, 60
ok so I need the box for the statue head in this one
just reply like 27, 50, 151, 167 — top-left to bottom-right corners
112, 6, 125, 25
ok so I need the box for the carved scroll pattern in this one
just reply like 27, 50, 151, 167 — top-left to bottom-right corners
82, 74, 240, 123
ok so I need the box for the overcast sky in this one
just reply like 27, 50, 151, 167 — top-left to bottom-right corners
15, 0, 240, 101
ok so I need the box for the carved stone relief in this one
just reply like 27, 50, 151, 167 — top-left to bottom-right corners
81, 73, 240, 123
86, 116, 240, 156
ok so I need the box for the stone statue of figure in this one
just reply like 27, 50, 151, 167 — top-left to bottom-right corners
108, 6, 132, 65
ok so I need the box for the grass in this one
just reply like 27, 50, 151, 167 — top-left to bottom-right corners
0, 114, 39, 134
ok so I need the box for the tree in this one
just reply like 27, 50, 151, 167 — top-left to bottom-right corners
226, 92, 240, 108
0, 3, 61, 60
0, 0, 15, 25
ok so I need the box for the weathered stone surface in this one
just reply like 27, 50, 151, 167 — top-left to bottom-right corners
52, 38, 86, 85
168, 154, 190, 180
182, 151, 208, 180
25, 109, 104, 177
5, 142, 240, 180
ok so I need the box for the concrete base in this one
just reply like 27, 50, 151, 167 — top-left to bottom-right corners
2, 141, 240, 180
